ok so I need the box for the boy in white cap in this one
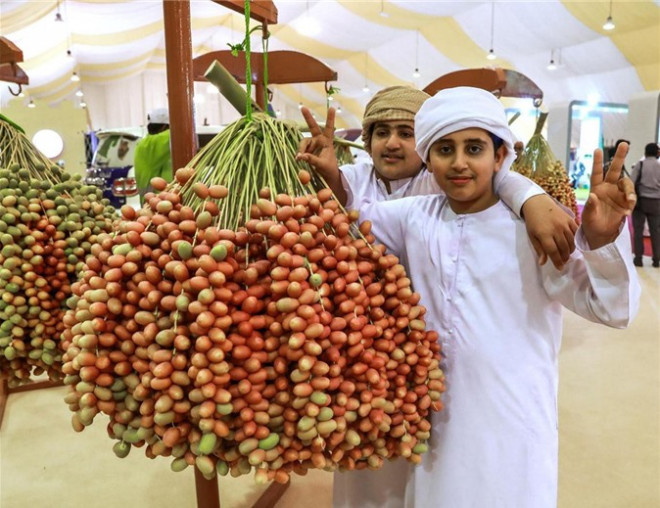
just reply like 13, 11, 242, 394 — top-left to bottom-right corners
298, 86, 578, 270
346, 86, 640, 508
134, 107, 172, 204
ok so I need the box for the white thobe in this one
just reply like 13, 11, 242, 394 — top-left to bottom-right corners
339, 160, 544, 216
333, 196, 639, 508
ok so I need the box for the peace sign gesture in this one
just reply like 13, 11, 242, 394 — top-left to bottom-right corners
296, 106, 339, 179
296, 106, 347, 205
581, 141, 637, 249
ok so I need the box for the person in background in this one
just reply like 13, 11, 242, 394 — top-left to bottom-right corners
134, 107, 173, 205
297, 86, 578, 270
514, 139, 524, 163
630, 142, 660, 267
358, 86, 640, 508
604, 138, 630, 177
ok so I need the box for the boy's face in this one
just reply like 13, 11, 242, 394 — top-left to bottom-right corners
427, 127, 506, 214
370, 120, 423, 183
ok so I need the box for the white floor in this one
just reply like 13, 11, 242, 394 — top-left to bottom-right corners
1, 260, 658, 508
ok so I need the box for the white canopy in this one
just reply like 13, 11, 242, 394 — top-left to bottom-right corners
1, 0, 659, 131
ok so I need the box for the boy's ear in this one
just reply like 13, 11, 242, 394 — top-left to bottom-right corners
493, 146, 508, 173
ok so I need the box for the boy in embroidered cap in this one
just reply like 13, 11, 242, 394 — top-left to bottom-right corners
297, 86, 580, 270
355, 86, 640, 508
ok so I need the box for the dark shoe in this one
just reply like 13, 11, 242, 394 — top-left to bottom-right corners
633, 258, 643, 267
653, 260, 659, 268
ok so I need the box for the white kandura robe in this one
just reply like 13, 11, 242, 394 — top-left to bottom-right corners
339, 160, 544, 217
332, 196, 640, 508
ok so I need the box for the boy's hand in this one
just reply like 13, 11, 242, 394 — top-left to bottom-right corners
296, 107, 339, 179
296, 106, 347, 205
582, 142, 636, 249
523, 194, 578, 270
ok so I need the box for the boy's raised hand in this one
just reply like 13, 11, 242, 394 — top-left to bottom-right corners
581, 142, 636, 249
296, 106, 339, 179
296, 106, 347, 205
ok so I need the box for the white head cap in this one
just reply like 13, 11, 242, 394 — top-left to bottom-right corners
414, 87, 515, 185
148, 107, 169, 125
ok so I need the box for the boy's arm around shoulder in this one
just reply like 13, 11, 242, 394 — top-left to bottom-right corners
497, 170, 578, 270
359, 197, 417, 258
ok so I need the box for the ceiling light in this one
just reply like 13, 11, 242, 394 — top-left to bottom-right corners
294, 1, 321, 37
413, 31, 421, 78
71, 72, 80, 82
298, 102, 303, 109
337, 106, 342, 114
603, 16, 615, 30
28, 99, 36, 108
603, 0, 615, 30
327, 95, 334, 101
18, 91, 25, 98
547, 49, 557, 70
55, 1, 63, 22
379, 0, 389, 17
486, 2, 497, 60
80, 101, 87, 109
363, 53, 370, 94
75, 89, 84, 97
276, 109, 282, 117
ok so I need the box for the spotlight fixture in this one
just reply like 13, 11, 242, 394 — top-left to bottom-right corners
337, 106, 342, 114
486, 2, 497, 60
363, 53, 370, 93
294, 1, 321, 37
55, 1, 63, 22
276, 109, 282, 117
379, 0, 389, 18
603, 0, 615, 30
412, 31, 421, 78
547, 49, 557, 71
298, 102, 303, 109
75, 89, 84, 97
28, 99, 36, 108
80, 101, 87, 109
71, 72, 80, 82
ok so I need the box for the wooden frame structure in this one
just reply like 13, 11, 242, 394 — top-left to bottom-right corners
0, 36, 29, 95
423, 67, 544, 107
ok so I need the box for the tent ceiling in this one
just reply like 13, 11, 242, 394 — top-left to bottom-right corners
1, 0, 659, 130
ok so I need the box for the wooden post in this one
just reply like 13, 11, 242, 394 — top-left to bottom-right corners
195, 468, 221, 508
162, 0, 197, 172
160, 2, 289, 505
162, 1, 217, 506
